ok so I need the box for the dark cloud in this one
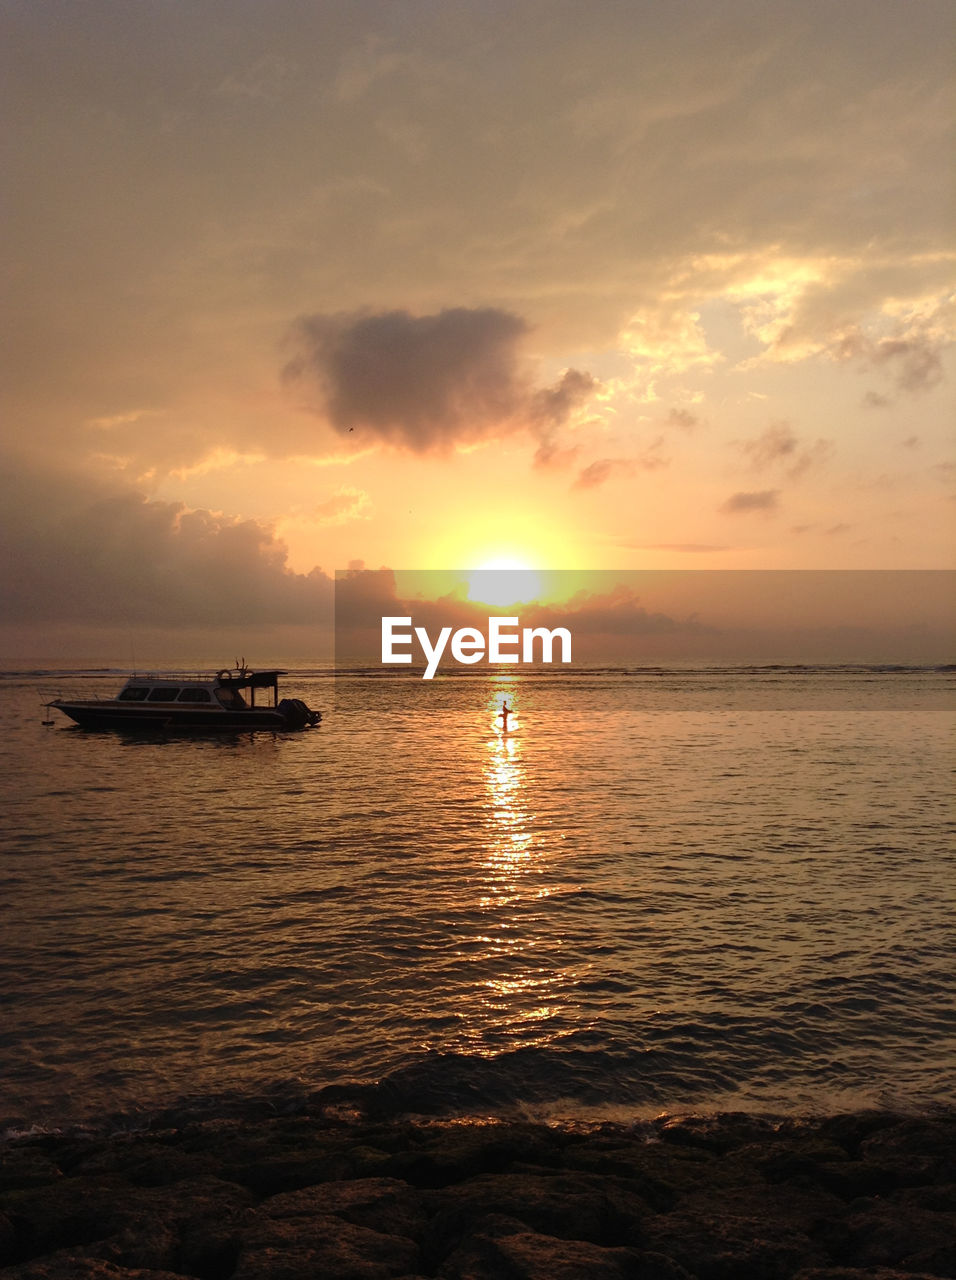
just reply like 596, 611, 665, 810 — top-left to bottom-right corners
533, 438, 582, 469
0, 455, 332, 626
738, 422, 832, 478
742, 422, 799, 467
531, 368, 599, 467
531, 368, 598, 429
721, 489, 780, 514
284, 307, 597, 455
664, 408, 699, 430
572, 457, 635, 490
863, 390, 893, 409
834, 329, 945, 394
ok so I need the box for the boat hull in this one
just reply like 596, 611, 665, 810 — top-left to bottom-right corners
50, 701, 314, 732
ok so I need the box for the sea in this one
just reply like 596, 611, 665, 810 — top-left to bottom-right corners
1, 666, 954, 1138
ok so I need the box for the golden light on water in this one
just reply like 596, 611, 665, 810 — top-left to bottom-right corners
449, 681, 564, 1052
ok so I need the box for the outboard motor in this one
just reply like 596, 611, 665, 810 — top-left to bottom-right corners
277, 697, 322, 729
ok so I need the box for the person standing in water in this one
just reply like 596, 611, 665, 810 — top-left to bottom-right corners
498, 700, 512, 732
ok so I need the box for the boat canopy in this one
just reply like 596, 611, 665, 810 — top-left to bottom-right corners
216, 669, 287, 689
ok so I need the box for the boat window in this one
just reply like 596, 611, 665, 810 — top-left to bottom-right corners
215, 687, 247, 709
117, 686, 150, 701
147, 687, 181, 702
177, 688, 212, 703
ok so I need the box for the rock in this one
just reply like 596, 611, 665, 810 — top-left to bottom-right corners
381, 1122, 567, 1189
178, 1119, 392, 1195
0, 1150, 64, 1193
858, 1117, 956, 1186
258, 1176, 427, 1244
0, 1211, 18, 1267
558, 1136, 680, 1210
739, 1137, 850, 1184
793, 1269, 947, 1280
437, 1225, 646, 1280
0, 1254, 186, 1279
234, 1208, 421, 1279
842, 1198, 956, 1274
2, 1110, 955, 1280
816, 1112, 904, 1157
2, 1174, 252, 1273
644, 1192, 826, 1280
653, 1113, 782, 1154
68, 1139, 219, 1188
425, 1169, 649, 1257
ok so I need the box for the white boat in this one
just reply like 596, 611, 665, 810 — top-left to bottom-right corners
49, 666, 321, 732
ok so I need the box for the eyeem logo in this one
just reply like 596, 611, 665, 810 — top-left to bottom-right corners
382, 616, 572, 679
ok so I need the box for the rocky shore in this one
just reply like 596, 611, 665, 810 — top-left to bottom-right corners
1, 1106, 954, 1279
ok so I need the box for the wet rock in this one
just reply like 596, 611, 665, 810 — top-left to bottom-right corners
842, 1198, 956, 1275
437, 1225, 646, 1280
69, 1139, 220, 1189
380, 1122, 567, 1189
0, 1211, 18, 1268
817, 1112, 904, 1158
425, 1169, 649, 1258
2, 1110, 955, 1280
740, 1137, 850, 1184
894, 1182, 956, 1214
858, 1117, 956, 1187
653, 1112, 779, 1154
2, 1174, 251, 1273
558, 1135, 681, 1210
258, 1176, 427, 1244
792, 1270, 947, 1280
179, 1118, 392, 1195
0, 1255, 186, 1279
234, 1204, 421, 1280
0, 1150, 63, 1194
644, 1191, 826, 1280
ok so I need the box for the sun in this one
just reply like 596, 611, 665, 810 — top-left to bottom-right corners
466, 557, 543, 608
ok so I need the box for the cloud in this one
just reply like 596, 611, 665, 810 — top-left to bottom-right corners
284, 306, 597, 455
833, 328, 945, 393
312, 487, 371, 526
532, 438, 582, 470
737, 422, 833, 478
863, 390, 893, 409
572, 457, 635, 490
664, 408, 700, 430
721, 489, 780, 514
0, 455, 332, 627
531, 368, 598, 429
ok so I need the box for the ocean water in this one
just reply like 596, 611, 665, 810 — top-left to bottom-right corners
1, 668, 954, 1135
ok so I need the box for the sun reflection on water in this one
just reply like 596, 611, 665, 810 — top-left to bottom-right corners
446, 681, 572, 1056
482, 685, 535, 877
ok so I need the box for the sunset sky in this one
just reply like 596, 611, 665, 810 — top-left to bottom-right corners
2, 0, 954, 664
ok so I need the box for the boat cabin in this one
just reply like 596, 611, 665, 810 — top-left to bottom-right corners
116, 669, 287, 711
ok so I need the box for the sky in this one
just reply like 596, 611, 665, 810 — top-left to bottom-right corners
1, 0, 954, 665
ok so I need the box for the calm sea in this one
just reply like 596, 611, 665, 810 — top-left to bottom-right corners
1, 667, 953, 1135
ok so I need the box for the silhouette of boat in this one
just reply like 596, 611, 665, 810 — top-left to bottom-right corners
49, 665, 321, 732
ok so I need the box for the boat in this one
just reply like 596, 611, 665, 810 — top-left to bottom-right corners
48, 665, 322, 732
